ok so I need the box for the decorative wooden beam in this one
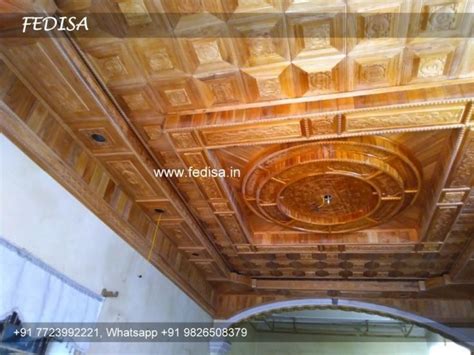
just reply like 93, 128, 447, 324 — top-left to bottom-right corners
450, 232, 474, 281
163, 100, 472, 150
164, 87, 473, 131
167, 79, 474, 116
419, 275, 452, 291
420, 274, 474, 291
252, 279, 420, 293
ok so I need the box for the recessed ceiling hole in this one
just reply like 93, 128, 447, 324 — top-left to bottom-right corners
91, 133, 106, 143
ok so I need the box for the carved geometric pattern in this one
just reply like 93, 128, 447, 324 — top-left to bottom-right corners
426, 206, 461, 242
122, 93, 150, 111
450, 130, 474, 187
345, 104, 465, 131
310, 116, 337, 136
439, 189, 469, 204
257, 77, 282, 98
143, 125, 162, 140
218, 214, 247, 244
130, 39, 185, 79
363, 13, 392, 39
117, 0, 152, 27
310, 71, 332, 89
201, 120, 302, 146
182, 152, 223, 199
107, 160, 158, 199
170, 132, 201, 149
303, 23, 331, 50
193, 40, 223, 64
149, 47, 174, 71
165, 88, 192, 106
425, 3, 459, 32
418, 54, 448, 78
243, 137, 421, 233
360, 63, 388, 83
61, 0, 472, 113
98, 56, 127, 79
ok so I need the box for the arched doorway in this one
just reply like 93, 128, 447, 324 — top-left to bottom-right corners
210, 299, 473, 354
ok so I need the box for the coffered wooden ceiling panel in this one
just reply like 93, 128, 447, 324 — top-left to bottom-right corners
1, 0, 473, 317
60, 0, 474, 114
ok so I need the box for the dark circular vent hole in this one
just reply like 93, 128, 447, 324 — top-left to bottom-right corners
138, 274, 142, 278
91, 133, 106, 143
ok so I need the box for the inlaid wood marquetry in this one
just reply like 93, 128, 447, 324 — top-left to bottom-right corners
1, 0, 473, 318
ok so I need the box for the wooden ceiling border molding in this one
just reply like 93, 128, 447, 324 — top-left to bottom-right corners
0, 103, 216, 314
0, 33, 231, 280
252, 229, 419, 246
56, 34, 233, 277
63, 32, 238, 276
204, 148, 254, 242
163, 102, 472, 150
252, 280, 421, 293
164, 78, 474, 115
164, 88, 473, 131
174, 148, 246, 251
166, 101, 469, 130
449, 231, 474, 281
422, 105, 473, 243
420, 128, 467, 242
0, 40, 227, 310
178, 123, 465, 151
160, 124, 257, 257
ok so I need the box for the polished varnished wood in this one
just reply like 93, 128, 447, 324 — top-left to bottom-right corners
0, 0, 473, 318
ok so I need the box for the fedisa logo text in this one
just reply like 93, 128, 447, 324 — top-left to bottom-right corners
22, 16, 89, 33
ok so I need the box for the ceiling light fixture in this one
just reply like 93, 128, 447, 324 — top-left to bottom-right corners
90, 133, 106, 143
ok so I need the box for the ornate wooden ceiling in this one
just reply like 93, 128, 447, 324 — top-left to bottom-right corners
0, 0, 473, 317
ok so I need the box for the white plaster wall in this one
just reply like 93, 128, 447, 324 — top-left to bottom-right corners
0, 135, 212, 354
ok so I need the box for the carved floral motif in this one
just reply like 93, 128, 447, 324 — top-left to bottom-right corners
418, 55, 447, 78
303, 23, 331, 50
165, 89, 191, 106
148, 48, 174, 72
242, 137, 420, 233
427, 3, 458, 31
364, 13, 391, 39
309, 71, 332, 91
257, 78, 281, 97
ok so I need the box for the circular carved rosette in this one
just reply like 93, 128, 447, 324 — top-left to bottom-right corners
243, 137, 421, 233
